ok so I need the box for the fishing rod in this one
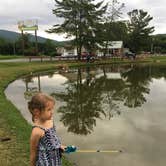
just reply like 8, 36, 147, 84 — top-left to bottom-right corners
75, 150, 122, 153
64, 146, 122, 154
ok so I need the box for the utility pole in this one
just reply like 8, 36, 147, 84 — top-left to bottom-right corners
21, 30, 25, 56
35, 29, 38, 56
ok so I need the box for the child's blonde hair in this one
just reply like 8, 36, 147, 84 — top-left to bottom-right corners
28, 93, 55, 122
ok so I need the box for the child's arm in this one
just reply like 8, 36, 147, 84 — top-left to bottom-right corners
30, 128, 44, 166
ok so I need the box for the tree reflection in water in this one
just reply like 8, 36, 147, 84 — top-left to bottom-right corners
24, 64, 155, 135
52, 68, 105, 135
120, 65, 151, 107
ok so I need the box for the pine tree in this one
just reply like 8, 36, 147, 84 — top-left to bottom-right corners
47, 0, 107, 60
102, 0, 125, 56
127, 9, 154, 53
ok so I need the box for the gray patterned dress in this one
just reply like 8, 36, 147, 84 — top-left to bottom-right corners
33, 126, 62, 166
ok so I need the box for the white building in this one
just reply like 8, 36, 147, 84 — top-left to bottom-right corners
97, 41, 123, 56
57, 45, 77, 57
57, 41, 123, 57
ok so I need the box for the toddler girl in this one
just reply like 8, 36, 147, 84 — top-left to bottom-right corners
28, 92, 64, 166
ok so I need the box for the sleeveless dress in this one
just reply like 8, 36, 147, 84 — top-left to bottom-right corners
33, 126, 62, 166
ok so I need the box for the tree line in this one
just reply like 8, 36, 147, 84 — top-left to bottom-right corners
47, 0, 155, 59
0, 34, 58, 56
1, 0, 166, 56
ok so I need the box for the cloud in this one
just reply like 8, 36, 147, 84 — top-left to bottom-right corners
1, 0, 166, 40
122, 0, 166, 34
0, 0, 67, 40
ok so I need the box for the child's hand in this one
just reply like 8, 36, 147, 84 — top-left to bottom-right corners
59, 145, 67, 158
60, 145, 67, 152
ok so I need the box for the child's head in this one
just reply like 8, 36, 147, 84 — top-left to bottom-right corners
28, 93, 55, 122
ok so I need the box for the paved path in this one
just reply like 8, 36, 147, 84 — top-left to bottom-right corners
0, 58, 29, 62
0, 56, 79, 63
0, 57, 55, 63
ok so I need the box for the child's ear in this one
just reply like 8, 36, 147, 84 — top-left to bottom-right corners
34, 109, 40, 116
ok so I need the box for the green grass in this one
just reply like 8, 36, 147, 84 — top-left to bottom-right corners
0, 56, 166, 165
0, 55, 24, 60
0, 62, 74, 166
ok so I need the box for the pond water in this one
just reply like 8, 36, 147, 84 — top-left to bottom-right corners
5, 64, 166, 166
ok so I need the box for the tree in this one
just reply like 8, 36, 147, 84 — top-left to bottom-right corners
101, 0, 125, 56
43, 39, 57, 56
15, 33, 32, 55
127, 9, 154, 53
0, 37, 14, 55
47, 0, 107, 60
151, 34, 166, 53
102, 21, 128, 42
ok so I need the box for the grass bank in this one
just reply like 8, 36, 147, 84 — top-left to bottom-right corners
0, 55, 24, 60
0, 61, 75, 166
0, 56, 166, 165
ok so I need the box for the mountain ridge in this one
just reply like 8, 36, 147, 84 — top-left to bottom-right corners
0, 29, 65, 45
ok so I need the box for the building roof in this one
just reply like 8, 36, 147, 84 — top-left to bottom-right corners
98, 41, 123, 49
107, 41, 123, 49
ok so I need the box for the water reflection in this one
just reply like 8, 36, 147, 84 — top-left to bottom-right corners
23, 74, 41, 100
120, 66, 151, 107
52, 68, 104, 135
22, 64, 163, 135
5, 64, 166, 166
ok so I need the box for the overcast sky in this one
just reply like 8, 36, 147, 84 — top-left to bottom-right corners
0, 0, 165, 41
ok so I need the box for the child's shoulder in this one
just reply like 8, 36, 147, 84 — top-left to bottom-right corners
31, 126, 45, 138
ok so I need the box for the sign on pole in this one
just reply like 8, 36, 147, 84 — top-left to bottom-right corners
18, 20, 38, 31
18, 19, 38, 55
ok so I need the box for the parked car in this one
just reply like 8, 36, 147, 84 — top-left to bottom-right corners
81, 52, 88, 57
81, 52, 96, 62
124, 50, 136, 59
81, 52, 96, 57
61, 52, 77, 57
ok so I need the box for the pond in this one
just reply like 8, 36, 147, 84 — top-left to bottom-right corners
5, 64, 166, 166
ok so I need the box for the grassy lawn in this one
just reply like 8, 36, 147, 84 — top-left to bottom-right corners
0, 56, 166, 165
0, 61, 74, 166
0, 55, 24, 60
